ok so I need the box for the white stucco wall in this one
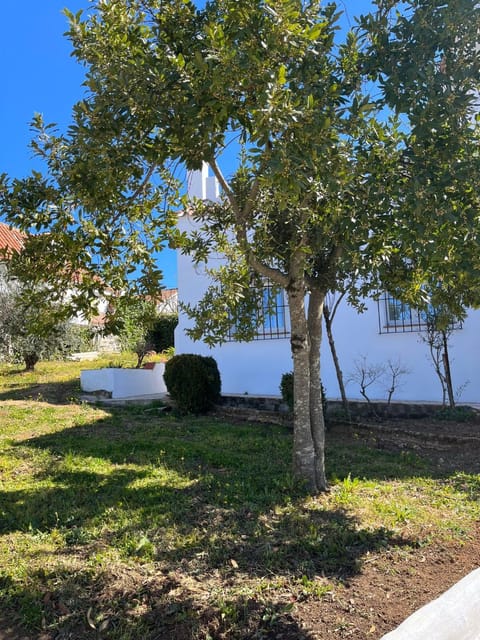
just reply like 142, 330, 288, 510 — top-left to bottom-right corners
321, 300, 480, 404
176, 212, 293, 395
176, 166, 480, 404
178, 272, 480, 402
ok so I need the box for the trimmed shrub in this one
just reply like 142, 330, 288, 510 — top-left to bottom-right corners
164, 354, 221, 414
280, 371, 327, 416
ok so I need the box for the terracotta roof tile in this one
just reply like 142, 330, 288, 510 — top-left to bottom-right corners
0, 223, 25, 255
145, 289, 178, 304
160, 288, 178, 301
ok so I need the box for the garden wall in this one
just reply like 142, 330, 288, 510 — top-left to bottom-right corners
80, 363, 167, 399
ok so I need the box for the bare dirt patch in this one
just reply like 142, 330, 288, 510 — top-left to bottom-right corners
336, 416, 480, 474
295, 417, 480, 638
294, 525, 480, 639
21, 528, 477, 640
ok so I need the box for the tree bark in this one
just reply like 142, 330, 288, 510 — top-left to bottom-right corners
307, 288, 328, 491
442, 331, 455, 409
323, 302, 350, 419
23, 353, 38, 371
287, 283, 328, 493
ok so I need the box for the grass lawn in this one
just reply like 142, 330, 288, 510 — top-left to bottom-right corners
0, 358, 479, 639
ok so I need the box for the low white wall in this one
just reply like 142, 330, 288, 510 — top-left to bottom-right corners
80, 368, 114, 393
80, 363, 167, 398
381, 567, 480, 640
110, 364, 167, 398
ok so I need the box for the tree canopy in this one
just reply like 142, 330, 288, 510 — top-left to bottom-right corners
1, 0, 479, 491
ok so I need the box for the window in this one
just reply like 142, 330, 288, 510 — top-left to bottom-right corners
378, 293, 462, 334
258, 284, 289, 338
225, 282, 290, 341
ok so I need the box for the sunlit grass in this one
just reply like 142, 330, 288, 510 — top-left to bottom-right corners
0, 359, 479, 638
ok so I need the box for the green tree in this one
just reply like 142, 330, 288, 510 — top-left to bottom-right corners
1, 0, 479, 491
111, 296, 158, 367
0, 285, 85, 371
147, 314, 178, 353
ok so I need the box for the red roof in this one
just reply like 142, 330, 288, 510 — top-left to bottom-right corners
0, 223, 25, 255
160, 288, 177, 301
145, 288, 178, 304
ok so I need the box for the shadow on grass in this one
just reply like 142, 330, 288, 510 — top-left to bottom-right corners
1, 410, 475, 639
2, 410, 426, 568
0, 378, 82, 405
1, 567, 319, 640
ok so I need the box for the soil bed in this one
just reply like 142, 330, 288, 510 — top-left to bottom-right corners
293, 524, 480, 639
334, 416, 480, 474
298, 416, 478, 638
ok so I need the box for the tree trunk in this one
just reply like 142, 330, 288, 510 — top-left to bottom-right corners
307, 288, 328, 490
287, 284, 328, 493
323, 303, 350, 419
23, 353, 39, 371
442, 331, 455, 409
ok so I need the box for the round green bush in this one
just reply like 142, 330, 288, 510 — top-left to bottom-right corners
280, 371, 327, 416
164, 354, 221, 414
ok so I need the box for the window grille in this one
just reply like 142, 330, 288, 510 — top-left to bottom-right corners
377, 293, 462, 334
225, 283, 290, 341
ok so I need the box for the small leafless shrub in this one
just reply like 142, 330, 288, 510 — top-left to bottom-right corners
348, 356, 386, 405
348, 355, 410, 407
384, 359, 411, 405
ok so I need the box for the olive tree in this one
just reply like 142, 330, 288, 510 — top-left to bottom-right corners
0, 286, 85, 370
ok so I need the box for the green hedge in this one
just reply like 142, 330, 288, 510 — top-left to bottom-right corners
280, 371, 327, 416
164, 354, 221, 414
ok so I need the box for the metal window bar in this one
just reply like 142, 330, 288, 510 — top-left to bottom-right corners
225, 284, 291, 341
378, 293, 462, 334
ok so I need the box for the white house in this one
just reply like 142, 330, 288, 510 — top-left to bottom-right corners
175, 167, 480, 404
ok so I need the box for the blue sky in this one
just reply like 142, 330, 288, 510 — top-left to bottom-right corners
0, 0, 375, 290
0, 1, 87, 178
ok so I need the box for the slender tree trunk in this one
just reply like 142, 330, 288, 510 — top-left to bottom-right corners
287, 283, 327, 493
323, 303, 350, 419
442, 331, 455, 408
308, 289, 328, 490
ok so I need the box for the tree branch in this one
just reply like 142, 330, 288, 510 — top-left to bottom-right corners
208, 158, 241, 217
305, 244, 342, 292
247, 254, 289, 287
330, 289, 346, 324
126, 162, 157, 204
209, 157, 288, 287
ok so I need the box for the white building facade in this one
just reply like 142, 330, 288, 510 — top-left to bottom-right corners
176, 168, 480, 404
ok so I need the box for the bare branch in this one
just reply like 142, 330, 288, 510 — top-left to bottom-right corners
208, 158, 240, 217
